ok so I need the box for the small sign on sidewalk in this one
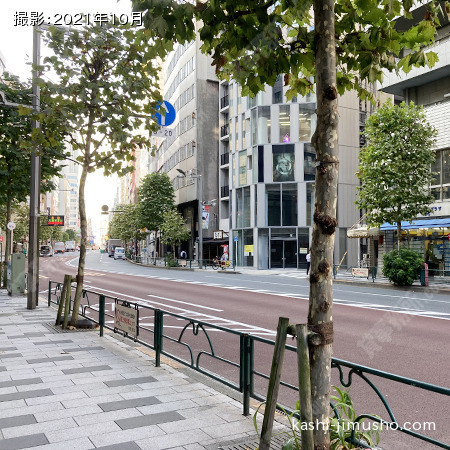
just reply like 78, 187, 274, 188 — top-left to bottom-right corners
352, 267, 369, 278
114, 302, 139, 338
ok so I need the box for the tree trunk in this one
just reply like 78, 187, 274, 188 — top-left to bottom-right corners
397, 221, 401, 251
309, 0, 339, 447
70, 163, 88, 326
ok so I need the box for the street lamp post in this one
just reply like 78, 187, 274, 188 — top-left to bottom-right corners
27, 26, 42, 309
177, 168, 203, 267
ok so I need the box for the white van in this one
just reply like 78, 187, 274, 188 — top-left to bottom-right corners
54, 242, 65, 254
113, 247, 125, 260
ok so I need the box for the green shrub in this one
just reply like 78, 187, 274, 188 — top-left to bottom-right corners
382, 248, 423, 286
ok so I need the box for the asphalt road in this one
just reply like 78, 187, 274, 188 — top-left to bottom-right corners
38, 252, 450, 449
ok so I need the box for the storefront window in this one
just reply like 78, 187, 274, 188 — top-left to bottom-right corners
273, 144, 295, 182
279, 105, 291, 143
257, 106, 271, 144
244, 229, 254, 267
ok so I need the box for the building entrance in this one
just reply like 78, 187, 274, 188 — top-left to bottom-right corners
270, 239, 297, 268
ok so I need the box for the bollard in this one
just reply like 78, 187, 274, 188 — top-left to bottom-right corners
154, 309, 163, 367
99, 294, 105, 337
48, 280, 52, 306
239, 334, 253, 416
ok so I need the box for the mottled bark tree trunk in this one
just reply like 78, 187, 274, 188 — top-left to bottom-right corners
309, 0, 339, 448
397, 219, 402, 251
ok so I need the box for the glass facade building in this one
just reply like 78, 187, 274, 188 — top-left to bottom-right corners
219, 81, 360, 269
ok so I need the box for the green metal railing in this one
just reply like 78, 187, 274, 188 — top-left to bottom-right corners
47, 280, 450, 449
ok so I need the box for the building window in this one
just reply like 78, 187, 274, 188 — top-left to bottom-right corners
258, 106, 271, 144
431, 148, 450, 201
239, 151, 247, 186
306, 183, 315, 226
299, 104, 316, 141
279, 105, 291, 143
272, 75, 283, 104
273, 144, 295, 182
251, 108, 257, 147
266, 183, 298, 226
267, 184, 281, 226
304, 143, 316, 181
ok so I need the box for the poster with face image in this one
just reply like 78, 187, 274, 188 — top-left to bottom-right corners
273, 145, 295, 182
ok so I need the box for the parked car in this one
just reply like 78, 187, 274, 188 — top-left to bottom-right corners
113, 247, 125, 260
54, 242, 65, 254
40, 245, 54, 257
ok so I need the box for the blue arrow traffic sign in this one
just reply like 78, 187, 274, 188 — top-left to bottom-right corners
153, 100, 176, 127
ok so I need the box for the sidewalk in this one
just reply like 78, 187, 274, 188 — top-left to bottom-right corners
0, 290, 286, 450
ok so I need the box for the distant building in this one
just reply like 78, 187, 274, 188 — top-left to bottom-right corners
155, 36, 219, 259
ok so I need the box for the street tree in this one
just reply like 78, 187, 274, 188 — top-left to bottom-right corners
356, 101, 436, 250
65, 229, 77, 242
160, 208, 191, 256
132, 0, 447, 446
137, 172, 175, 236
108, 203, 148, 248
0, 72, 67, 271
40, 23, 165, 326
39, 217, 63, 245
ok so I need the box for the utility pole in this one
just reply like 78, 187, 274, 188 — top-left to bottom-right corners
27, 26, 41, 309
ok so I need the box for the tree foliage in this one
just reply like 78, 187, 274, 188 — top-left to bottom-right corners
356, 101, 436, 246
108, 203, 148, 244
132, 0, 446, 100
40, 22, 165, 325
137, 172, 175, 234
0, 73, 67, 206
160, 208, 191, 255
383, 248, 424, 285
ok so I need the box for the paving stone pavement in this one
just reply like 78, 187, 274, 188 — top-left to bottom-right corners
0, 291, 288, 449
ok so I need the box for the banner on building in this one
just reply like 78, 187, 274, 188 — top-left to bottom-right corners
202, 205, 210, 229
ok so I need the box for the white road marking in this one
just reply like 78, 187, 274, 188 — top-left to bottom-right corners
82, 284, 277, 336
147, 294, 223, 312
64, 257, 449, 319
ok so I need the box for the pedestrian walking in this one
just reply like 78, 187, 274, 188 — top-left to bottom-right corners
306, 250, 311, 275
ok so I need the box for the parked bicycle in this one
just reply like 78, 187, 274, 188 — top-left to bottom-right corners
212, 256, 231, 271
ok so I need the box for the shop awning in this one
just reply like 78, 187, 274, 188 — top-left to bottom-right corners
380, 218, 450, 230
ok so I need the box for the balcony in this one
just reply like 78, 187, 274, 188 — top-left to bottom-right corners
220, 124, 229, 137
221, 185, 230, 198
220, 94, 229, 109
220, 152, 230, 166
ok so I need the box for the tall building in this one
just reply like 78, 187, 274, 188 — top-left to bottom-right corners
220, 80, 361, 269
379, 6, 450, 272
157, 34, 220, 259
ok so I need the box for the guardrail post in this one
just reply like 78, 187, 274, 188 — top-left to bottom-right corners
154, 309, 163, 367
333, 264, 337, 279
240, 334, 253, 416
99, 294, 105, 337
47, 280, 51, 306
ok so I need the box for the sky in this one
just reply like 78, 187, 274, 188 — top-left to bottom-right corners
0, 0, 135, 237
